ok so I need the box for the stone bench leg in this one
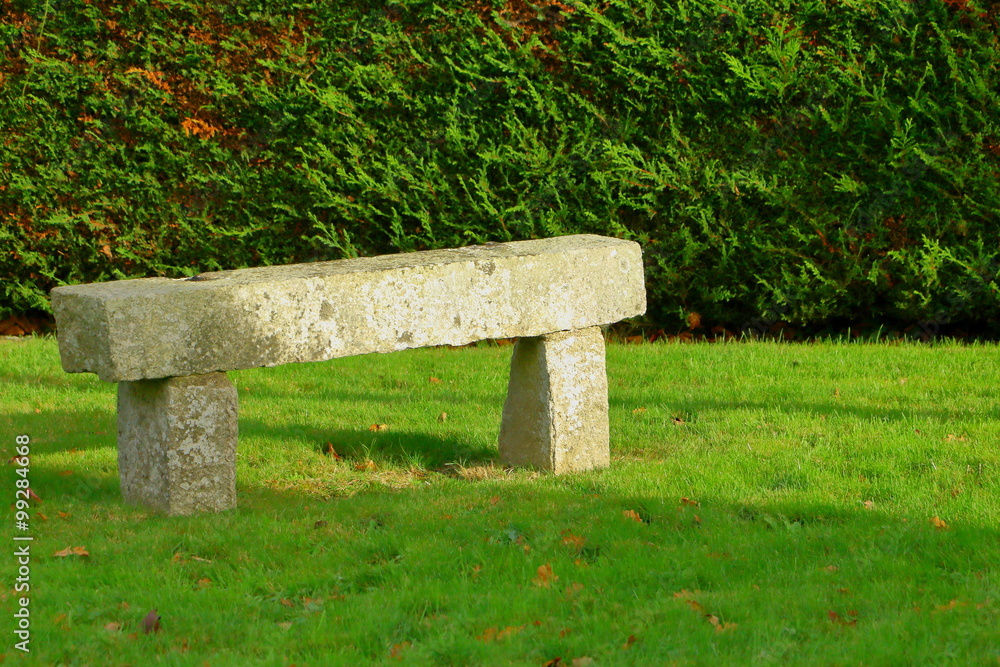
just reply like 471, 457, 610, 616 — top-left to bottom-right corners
499, 326, 610, 473
117, 372, 238, 515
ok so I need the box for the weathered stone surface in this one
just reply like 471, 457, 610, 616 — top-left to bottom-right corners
498, 326, 609, 473
51, 235, 645, 381
118, 372, 237, 515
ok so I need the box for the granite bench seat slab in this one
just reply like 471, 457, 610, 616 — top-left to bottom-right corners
52, 234, 645, 383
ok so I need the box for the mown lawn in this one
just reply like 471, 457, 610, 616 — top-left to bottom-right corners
2, 335, 998, 665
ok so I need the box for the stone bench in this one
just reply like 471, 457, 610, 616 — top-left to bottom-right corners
51, 234, 646, 515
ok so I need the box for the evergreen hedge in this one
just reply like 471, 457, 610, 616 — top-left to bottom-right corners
2, 0, 999, 330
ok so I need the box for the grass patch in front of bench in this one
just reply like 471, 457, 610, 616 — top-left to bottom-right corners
2, 336, 999, 664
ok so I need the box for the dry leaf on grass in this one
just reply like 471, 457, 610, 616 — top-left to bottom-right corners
622, 509, 643, 523
706, 615, 737, 633
368, 423, 388, 432
104, 622, 121, 632
930, 516, 949, 530
827, 610, 857, 626
479, 625, 524, 642
934, 599, 966, 613
631, 407, 647, 415
355, 459, 377, 472
53, 546, 89, 558
533, 563, 557, 588
142, 610, 161, 634
389, 641, 412, 660
561, 531, 585, 551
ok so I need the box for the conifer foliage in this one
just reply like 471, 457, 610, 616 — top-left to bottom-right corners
2, 0, 998, 328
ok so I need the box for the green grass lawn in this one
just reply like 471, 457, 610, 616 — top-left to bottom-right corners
2, 335, 999, 665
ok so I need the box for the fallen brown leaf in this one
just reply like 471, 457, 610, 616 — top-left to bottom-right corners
683, 598, 704, 613
572, 658, 595, 667
622, 509, 643, 523
561, 531, 586, 551
390, 641, 412, 660
930, 516, 949, 530
53, 546, 89, 558
429, 377, 441, 384
622, 634, 637, 649
706, 615, 737, 633
631, 407, 647, 415
104, 621, 121, 632
533, 563, 557, 588
680, 497, 699, 507
368, 423, 388, 432
827, 610, 857, 626
142, 610, 161, 634
479, 625, 524, 642
355, 459, 377, 471
437, 412, 448, 422
324, 443, 342, 459
934, 599, 965, 613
